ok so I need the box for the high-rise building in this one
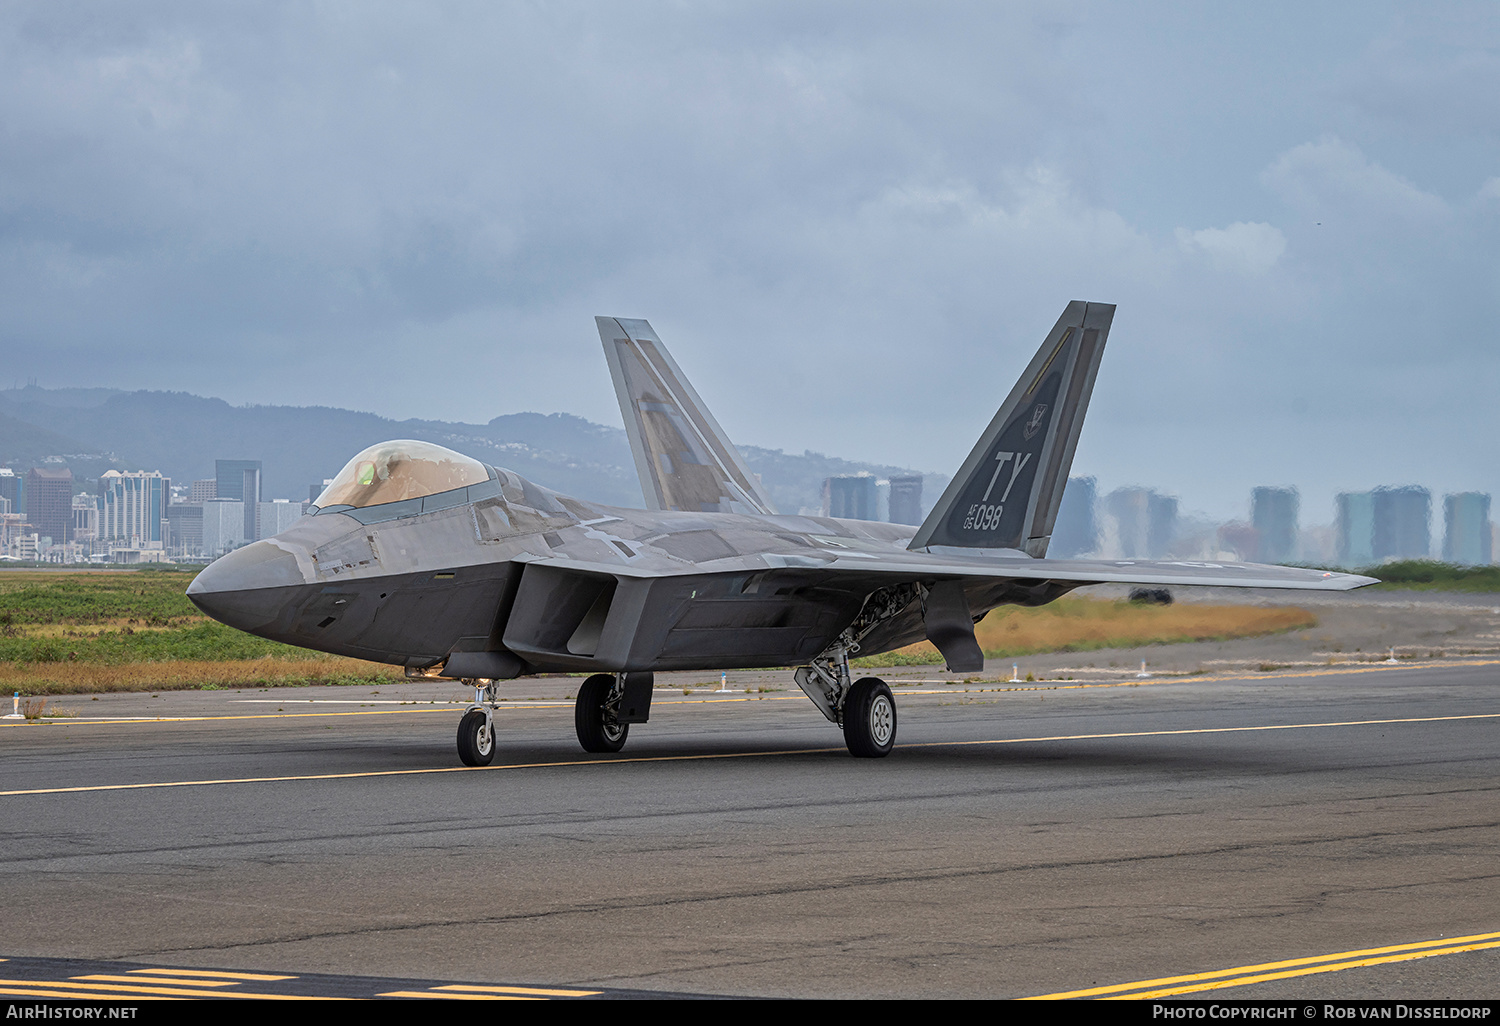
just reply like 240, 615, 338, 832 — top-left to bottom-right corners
824, 475, 878, 521
71, 494, 98, 543
242, 468, 262, 540
25, 467, 73, 545
1107, 487, 1150, 558
1443, 493, 1492, 566
1106, 487, 1176, 558
1373, 486, 1430, 561
1336, 492, 1375, 567
0, 468, 20, 515
1147, 493, 1177, 559
190, 479, 217, 502
166, 503, 204, 555
887, 476, 924, 526
99, 470, 169, 548
1051, 477, 1098, 557
1251, 487, 1300, 564
258, 500, 304, 538
202, 499, 246, 556
215, 460, 262, 501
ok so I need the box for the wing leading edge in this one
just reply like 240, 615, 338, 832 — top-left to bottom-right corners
598, 317, 777, 516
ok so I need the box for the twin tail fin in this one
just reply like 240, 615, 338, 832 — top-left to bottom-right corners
597, 317, 777, 516
909, 301, 1114, 558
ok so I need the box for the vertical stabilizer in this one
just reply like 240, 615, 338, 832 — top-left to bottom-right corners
598, 317, 777, 515
909, 302, 1114, 557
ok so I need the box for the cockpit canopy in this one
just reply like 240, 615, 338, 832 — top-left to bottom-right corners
313, 440, 495, 513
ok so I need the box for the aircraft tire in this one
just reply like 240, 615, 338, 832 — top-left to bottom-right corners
843, 677, 896, 758
576, 673, 628, 753
457, 709, 495, 767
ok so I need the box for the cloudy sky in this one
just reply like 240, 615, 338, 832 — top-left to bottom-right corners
1, 2, 1497, 521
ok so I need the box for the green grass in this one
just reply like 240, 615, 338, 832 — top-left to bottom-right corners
0, 569, 202, 625
0, 568, 337, 667
852, 598, 1316, 668
0, 621, 321, 665
1355, 560, 1500, 593
0, 569, 401, 693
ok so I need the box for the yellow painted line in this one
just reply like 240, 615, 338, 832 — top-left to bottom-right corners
0, 707, 460, 726
1028, 929, 1500, 999
0, 746, 847, 796
4, 658, 1492, 729
5, 709, 1498, 799
0, 976, 327, 999
434, 983, 603, 997
907, 711, 1500, 751
1168, 658, 1500, 685
378, 990, 541, 1000
1118, 939, 1500, 999
0, 986, 184, 1000
75, 973, 238, 986
130, 967, 297, 981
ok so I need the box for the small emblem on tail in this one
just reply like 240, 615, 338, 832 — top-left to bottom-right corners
1022, 404, 1049, 440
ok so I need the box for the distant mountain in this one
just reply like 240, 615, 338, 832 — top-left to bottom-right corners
0, 409, 130, 485
0, 387, 944, 515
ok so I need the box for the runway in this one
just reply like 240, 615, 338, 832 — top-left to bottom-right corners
2, 660, 1498, 999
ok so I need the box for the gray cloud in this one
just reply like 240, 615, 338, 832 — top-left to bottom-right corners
1, 1, 1497, 522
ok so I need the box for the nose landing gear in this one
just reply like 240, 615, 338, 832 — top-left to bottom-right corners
456, 680, 498, 766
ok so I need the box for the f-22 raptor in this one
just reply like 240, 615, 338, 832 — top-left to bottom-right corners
188, 303, 1375, 765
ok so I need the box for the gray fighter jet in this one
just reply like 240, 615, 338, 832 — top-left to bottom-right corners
188, 302, 1376, 765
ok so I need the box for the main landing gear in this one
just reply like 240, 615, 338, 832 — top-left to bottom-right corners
574, 671, 654, 754
456, 680, 498, 766
575, 673, 627, 753
794, 585, 914, 758
843, 677, 897, 758
796, 650, 899, 759
453, 673, 656, 764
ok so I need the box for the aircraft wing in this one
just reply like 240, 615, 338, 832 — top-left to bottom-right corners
598, 316, 778, 516
529, 525, 1374, 678
798, 549, 1376, 591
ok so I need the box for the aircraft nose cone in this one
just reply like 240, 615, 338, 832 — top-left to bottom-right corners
188, 541, 304, 632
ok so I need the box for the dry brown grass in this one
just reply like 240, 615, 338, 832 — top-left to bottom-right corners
0, 656, 404, 696
860, 597, 1316, 666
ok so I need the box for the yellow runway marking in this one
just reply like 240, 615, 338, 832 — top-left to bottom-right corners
434, 983, 602, 997
3, 658, 1492, 728
130, 967, 296, 980
0, 977, 329, 999
0, 986, 184, 1000
0, 745, 848, 796
906, 711, 1500, 751
4, 710, 1498, 798
1029, 930, 1500, 999
0, 707, 462, 726
377, 990, 541, 1000
75, 973, 237, 986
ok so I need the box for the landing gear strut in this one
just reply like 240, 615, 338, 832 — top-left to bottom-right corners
457, 680, 498, 766
795, 647, 898, 759
794, 585, 916, 758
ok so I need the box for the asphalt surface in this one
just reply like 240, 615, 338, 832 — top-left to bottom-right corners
2, 657, 1499, 1000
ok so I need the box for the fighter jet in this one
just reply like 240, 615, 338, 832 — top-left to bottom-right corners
188, 302, 1376, 766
